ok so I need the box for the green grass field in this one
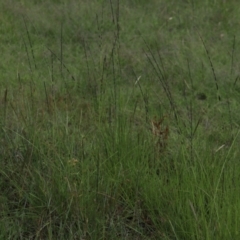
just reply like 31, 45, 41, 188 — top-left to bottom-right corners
1, 0, 240, 239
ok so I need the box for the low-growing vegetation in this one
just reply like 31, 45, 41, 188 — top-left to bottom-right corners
1, 0, 240, 239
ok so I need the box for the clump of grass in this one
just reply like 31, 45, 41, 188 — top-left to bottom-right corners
1, 0, 240, 239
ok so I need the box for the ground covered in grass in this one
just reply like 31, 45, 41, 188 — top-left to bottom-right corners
1, 0, 240, 239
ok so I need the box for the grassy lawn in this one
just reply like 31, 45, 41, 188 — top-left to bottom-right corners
1, 0, 240, 239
